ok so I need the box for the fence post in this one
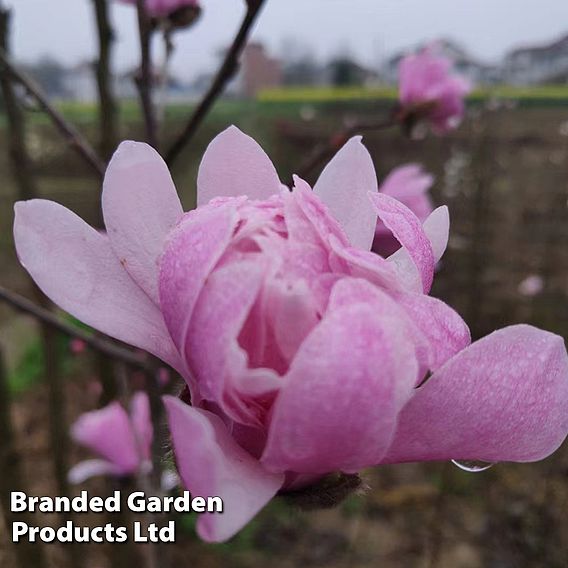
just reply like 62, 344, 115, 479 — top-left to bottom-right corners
0, 348, 48, 568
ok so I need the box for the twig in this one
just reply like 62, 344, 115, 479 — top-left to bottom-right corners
0, 49, 106, 178
294, 116, 397, 183
0, 9, 35, 200
142, 368, 170, 568
165, 0, 267, 166
0, 349, 48, 568
39, 310, 70, 491
92, 0, 119, 160
0, 285, 159, 373
0, 13, 79, 568
145, 369, 166, 487
135, 0, 159, 148
156, 27, 174, 134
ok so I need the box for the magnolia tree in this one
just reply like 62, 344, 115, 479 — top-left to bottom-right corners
1, 0, 568, 556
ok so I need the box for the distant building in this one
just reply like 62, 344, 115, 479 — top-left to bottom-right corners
65, 63, 97, 102
24, 57, 76, 100
383, 39, 500, 86
325, 56, 381, 87
504, 34, 568, 84
239, 42, 282, 98
62, 62, 199, 103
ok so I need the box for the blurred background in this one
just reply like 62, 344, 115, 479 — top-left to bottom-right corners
1, 1, 568, 567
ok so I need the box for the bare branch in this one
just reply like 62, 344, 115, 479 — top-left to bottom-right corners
165, 0, 266, 166
0, 285, 159, 372
0, 9, 36, 199
135, 0, 159, 148
0, 49, 106, 178
92, 0, 119, 160
0, 349, 48, 568
294, 116, 398, 184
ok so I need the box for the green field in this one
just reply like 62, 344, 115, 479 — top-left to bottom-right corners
14, 83, 568, 129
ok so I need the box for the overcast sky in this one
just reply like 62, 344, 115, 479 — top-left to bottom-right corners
9, 0, 568, 80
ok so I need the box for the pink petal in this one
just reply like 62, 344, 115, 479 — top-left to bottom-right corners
292, 176, 350, 248
423, 205, 449, 263
382, 325, 568, 464
328, 235, 401, 291
397, 293, 470, 373
386, 205, 449, 292
328, 278, 430, 385
185, 259, 280, 425
164, 396, 284, 543
197, 126, 281, 206
313, 136, 378, 251
374, 164, 434, 258
71, 402, 139, 474
68, 459, 122, 484
267, 278, 319, 362
261, 297, 418, 475
102, 141, 183, 304
14, 200, 182, 370
369, 193, 434, 293
379, 164, 434, 206
159, 203, 238, 351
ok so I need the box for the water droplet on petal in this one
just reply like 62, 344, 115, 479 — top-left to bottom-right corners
451, 459, 494, 473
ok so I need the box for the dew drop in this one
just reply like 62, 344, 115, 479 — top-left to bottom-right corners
451, 459, 494, 473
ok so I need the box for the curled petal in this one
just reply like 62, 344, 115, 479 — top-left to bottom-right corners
386, 205, 450, 292
328, 235, 401, 291
14, 200, 182, 370
262, 298, 418, 475
397, 293, 470, 373
159, 204, 238, 351
369, 192, 434, 293
422, 205, 450, 263
197, 126, 281, 206
102, 141, 183, 304
292, 176, 350, 248
313, 137, 378, 251
164, 396, 284, 543
382, 325, 568, 464
185, 259, 280, 425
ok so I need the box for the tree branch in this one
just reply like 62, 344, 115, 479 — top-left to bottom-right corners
0, 49, 106, 178
0, 348, 48, 568
0, 285, 159, 373
135, 0, 159, 148
294, 116, 398, 183
92, 0, 119, 160
0, 9, 36, 200
165, 0, 266, 166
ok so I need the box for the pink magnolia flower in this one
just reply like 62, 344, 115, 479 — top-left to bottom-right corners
399, 46, 472, 133
119, 0, 199, 20
14, 127, 568, 543
373, 164, 434, 256
68, 392, 152, 484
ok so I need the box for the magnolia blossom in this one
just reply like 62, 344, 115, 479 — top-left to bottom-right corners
399, 46, 472, 133
374, 164, 434, 256
14, 127, 568, 543
119, 0, 199, 20
68, 392, 152, 484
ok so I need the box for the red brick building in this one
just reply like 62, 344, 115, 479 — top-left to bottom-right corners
241, 42, 282, 98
